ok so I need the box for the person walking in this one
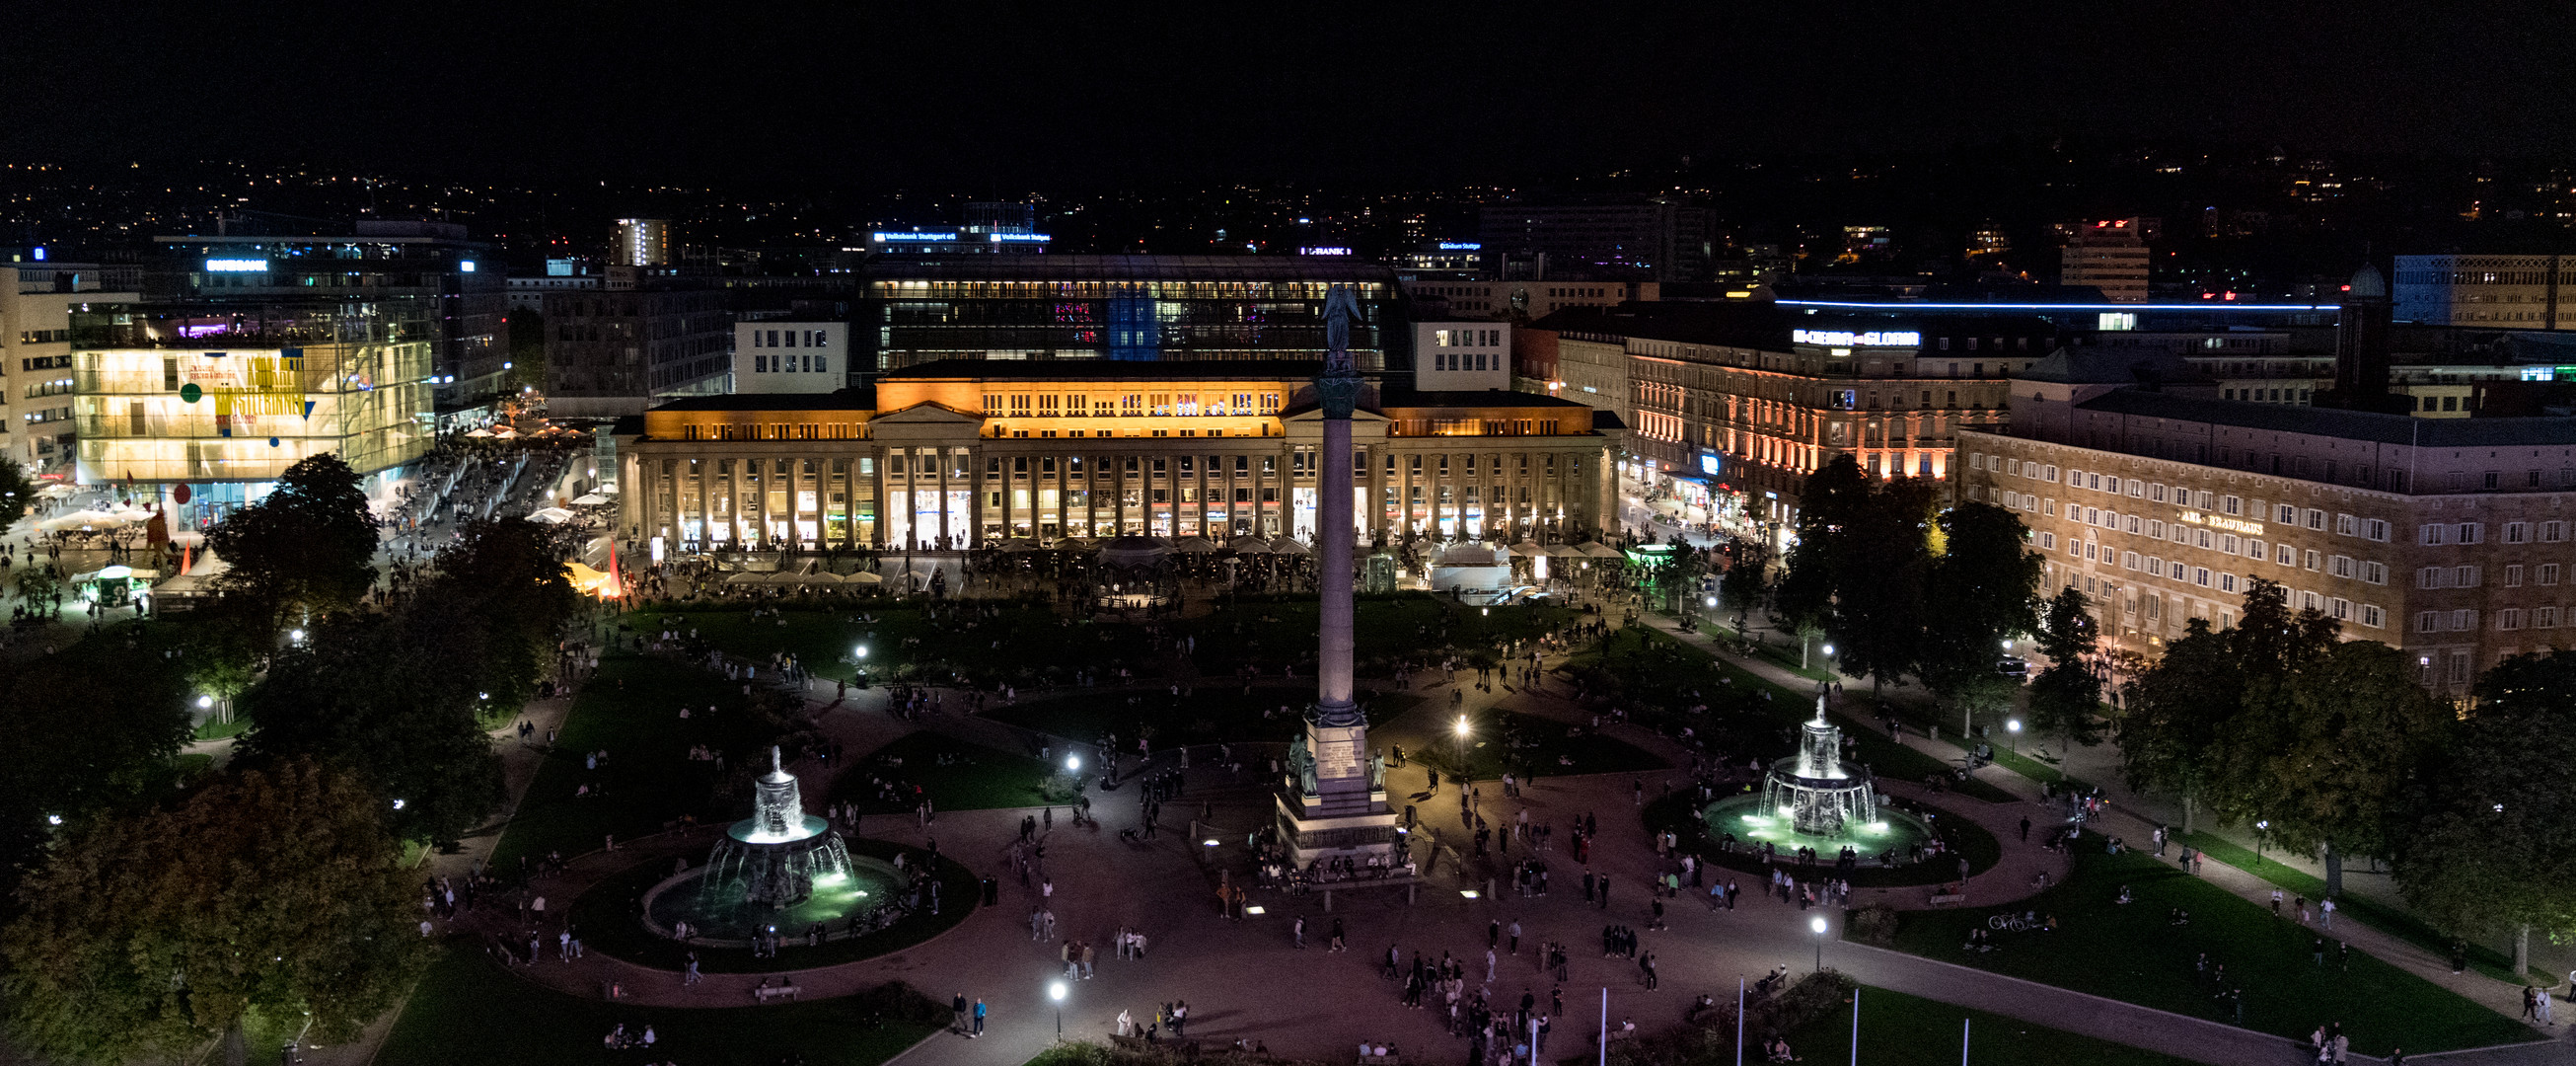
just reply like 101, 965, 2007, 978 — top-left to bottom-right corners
952, 991, 969, 1034
971, 997, 987, 1038
1293, 915, 1306, 949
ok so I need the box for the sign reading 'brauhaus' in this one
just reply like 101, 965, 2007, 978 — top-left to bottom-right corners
2177, 509, 2265, 536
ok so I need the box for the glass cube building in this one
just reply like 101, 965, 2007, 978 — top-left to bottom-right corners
69, 299, 435, 520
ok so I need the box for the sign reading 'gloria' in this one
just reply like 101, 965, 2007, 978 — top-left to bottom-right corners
1794, 329, 1922, 347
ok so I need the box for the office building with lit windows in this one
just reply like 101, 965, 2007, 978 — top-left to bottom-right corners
148, 222, 509, 414
4, 254, 136, 477
1957, 370, 2576, 698
65, 298, 436, 520
2394, 254, 2575, 329
857, 256, 1402, 373
614, 359, 1619, 553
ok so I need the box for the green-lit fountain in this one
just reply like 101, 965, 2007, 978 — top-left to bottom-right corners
1704, 697, 1938, 861
642, 747, 905, 945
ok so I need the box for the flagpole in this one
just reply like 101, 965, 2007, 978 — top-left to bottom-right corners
1734, 977, 1744, 1066
1598, 987, 1607, 1066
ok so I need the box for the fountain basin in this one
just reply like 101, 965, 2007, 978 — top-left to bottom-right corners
642, 853, 908, 947
1702, 793, 1939, 865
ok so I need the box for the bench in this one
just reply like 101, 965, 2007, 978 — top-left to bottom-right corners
1928, 893, 1967, 908
753, 983, 802, 1003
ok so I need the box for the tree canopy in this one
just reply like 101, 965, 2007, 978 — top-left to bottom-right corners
2393, 651, 2576, 949
0, 760, 428, 1065
238, 518, 574, 844
0, 456, 32, 538
0, 628, 195, 891
2024, 587, 2105, 748
1917, 500, 2042, 720
205, 452, 378, 630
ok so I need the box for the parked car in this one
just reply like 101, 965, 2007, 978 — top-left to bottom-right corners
1995, 656, 2030, 679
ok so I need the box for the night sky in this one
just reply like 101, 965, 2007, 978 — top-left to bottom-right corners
7, 2, 2573, 188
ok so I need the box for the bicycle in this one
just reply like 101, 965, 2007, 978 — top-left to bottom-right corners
1987, 914, 2031, 932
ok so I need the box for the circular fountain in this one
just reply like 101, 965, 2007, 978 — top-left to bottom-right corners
1703, 699, 1939, 862
639, 747, 907, 946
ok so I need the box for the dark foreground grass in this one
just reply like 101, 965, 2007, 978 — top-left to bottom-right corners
1880, 832, 2533, 1055
1565, 627, 2017, 803
489, 653, 785, 871
376, 948, 938, 1066
1387, 706, 1669, 782
1780, 984, 2202, 1066
834, 730, 1067, 815
988, 684, 1420, 748
2180, 831, 2550, 987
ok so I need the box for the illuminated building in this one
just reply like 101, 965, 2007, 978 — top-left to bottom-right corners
1530, 303, 2046, 543
2, 252, 135, 477
66, 299, 435, 519
613, 360, 1618, 551
2058, 219, 2151, 302
149, 222, 509, 417
615, 219, 674, 266
541, 285, 732, 417
2393, 254, 2575, 328
858, 256, 1402, 372
733, 321, 846, 394
1399, 279, 1655, 319
1960, 368, 2576, 698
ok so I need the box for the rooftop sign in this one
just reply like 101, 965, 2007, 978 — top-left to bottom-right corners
1793, 329, 1921, 347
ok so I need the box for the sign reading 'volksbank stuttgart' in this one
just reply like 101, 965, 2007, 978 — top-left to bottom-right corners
1794, 329, 1923, 347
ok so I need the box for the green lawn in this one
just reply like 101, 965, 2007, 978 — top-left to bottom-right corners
1878, 831, 2533, 1054
2180, 831, 2549, 987
988, 684, 1420, 748
565, 837, 980, 973
1781, 984, 2201, 1066
1388, 706, 1668, 782
626, 602, 1157, 688
489, 653, 790, 871
375, 948, 940, 1066
1566, 627, 2018, 803
833, 730, 1070, 815
191, 715, 251, 740
1194, 594, 1578, 674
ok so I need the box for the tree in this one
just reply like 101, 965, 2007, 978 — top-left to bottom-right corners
0, 631, 195, 891
2117, 617, 2236, 833
2025, 587, 2105, 749
1773, 455, 1937, 689
238, 604, 504, 845
0, 760, 429, 1065
0, 456, 32, 538
1718, 553, 1767, 629
2210, 638, 2447, 896
205, 453, 378, 632
2394, 650, 2576, 979
417, 517, 582, 712
1918, 500, 2043, 735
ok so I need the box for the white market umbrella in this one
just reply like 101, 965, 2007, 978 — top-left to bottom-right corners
1509, 541, 1546, 559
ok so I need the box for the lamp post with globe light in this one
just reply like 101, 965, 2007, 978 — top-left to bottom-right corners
1810, 915, 1829, 972
1049, 980, 1067, 1038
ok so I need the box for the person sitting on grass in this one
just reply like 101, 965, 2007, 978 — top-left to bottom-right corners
2116, 884, 2134, 904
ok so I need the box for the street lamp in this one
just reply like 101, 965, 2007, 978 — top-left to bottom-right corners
1454, 714, 1472, 777
2005, 719, 2022, 754
2254, 819, 2270, 862
1809, 915, 1828, 972
1049, 980, 1067, 1038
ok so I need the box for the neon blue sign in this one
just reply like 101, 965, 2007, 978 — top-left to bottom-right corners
206, 259, 269, 271
1437, 242, 1482, 251
989, 233, 1052, 243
